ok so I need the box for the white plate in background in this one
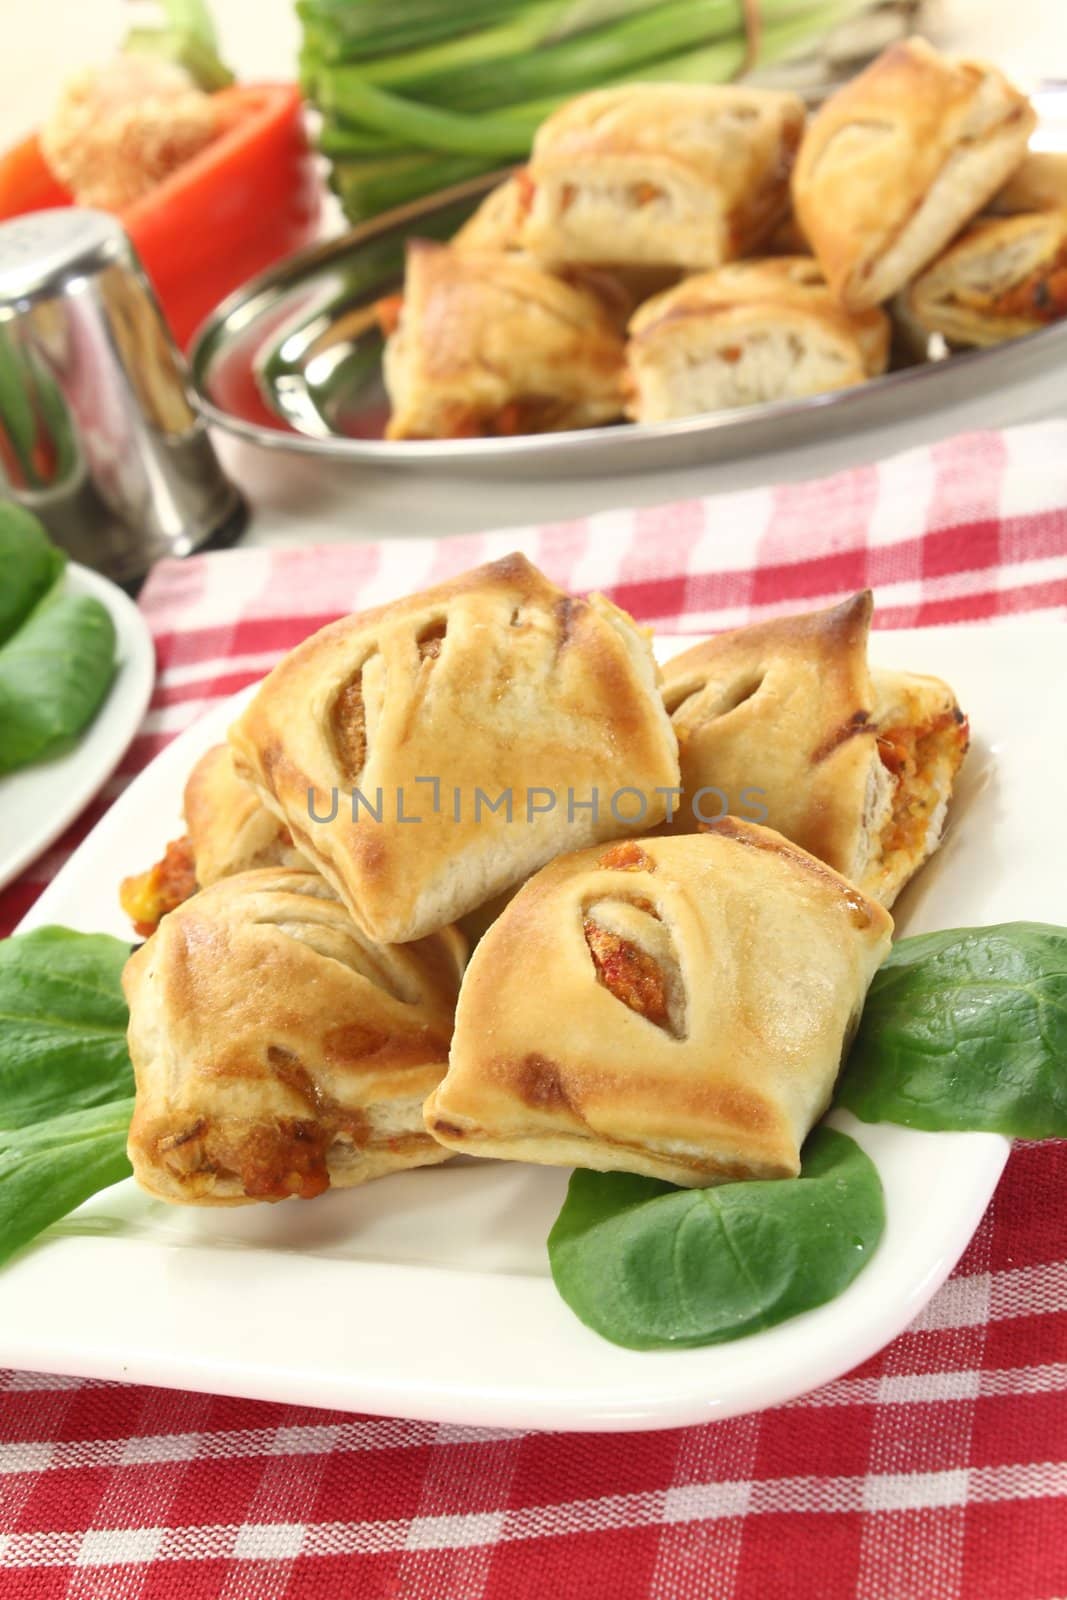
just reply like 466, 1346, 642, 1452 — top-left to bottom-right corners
4, 623, 1059, 1430
0, 564, 155, 892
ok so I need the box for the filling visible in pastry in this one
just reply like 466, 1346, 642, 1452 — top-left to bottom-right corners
906, 213, 1067, 347
959, 238, 1067, 323
975, 244, 1067, 322
583, 919, 669, 1026
869, 677, 970, 902
625, 258, 890, 423
118, 744, 306, 936
517, 83, 805, 271
659, 594, 967, 908
119, 835, 197, 938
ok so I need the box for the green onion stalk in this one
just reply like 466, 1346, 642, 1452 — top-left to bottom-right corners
298, 0, 881, 222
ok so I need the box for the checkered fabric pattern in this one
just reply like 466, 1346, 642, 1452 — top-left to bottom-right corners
1, 423, 1066, 1599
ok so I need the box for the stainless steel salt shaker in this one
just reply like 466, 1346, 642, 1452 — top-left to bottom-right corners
0, 208, 245, 587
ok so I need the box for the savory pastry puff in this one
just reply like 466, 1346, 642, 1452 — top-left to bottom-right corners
519, 83, 805, 270
124, 870, 466, 1205
424, 825, 892, 1187
987, 151, 1067, 216
625, 258, 890, 423
793, 37, 1035, 311
229, 553, 680, 945
184, 743, 309, 886
450, 176, 657, 326
382, 240, 625, 440
660, 592, 968, 909
905, 212, 1067, 346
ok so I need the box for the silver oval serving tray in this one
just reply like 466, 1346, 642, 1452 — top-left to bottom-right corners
189, 90, 1067, 481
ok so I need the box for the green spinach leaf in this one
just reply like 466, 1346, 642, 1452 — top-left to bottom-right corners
0, 1099, 134, 1267
836, 922, 1067, 1136
0, 590, 116, 775
0, 927, 134, 1129
0, 927, 136, 1266
547, 1127, 884, 1351
0, 502, 66, 646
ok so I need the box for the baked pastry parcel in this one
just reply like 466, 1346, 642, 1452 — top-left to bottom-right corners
660, 592, 969, 908
518, 83, 806, 271
424, 825, 893, 1187
229, 554, 680, 945
625, 258, 890, 423
124, 870, 467, 1204
905, 212, 1067, 346
793, 37, 1035, 311
450, 175, 676, 327
380, 239, 626, 440
118, 744, 308, 937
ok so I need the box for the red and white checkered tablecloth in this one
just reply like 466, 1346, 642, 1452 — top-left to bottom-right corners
1, 423, 1067, 1599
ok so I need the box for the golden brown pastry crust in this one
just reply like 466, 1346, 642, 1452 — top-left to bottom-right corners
793, 37, 1035, 310
452, 175, 526, 253
184, 744, 309, 887
660, 593, 968, 908
382, 239, 626, 440
988, 151, 1067, 216
450, 176, 649, 330
425, 825, 893, 1187
663, 592, 883, 879
519, 83, 805, 270
625, 258, 890, 423
124, 870, 466, 1205
906, 211, 1067, 346
229, 553, 680, 945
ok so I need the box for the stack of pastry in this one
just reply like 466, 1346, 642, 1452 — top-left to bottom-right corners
377, 37, 1059, 440
121, 556, 968, 1205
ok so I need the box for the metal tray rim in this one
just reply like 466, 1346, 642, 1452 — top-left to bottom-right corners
189, 164, 1067, 477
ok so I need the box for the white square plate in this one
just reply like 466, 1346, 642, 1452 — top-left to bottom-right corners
3, 623, 1059, 1431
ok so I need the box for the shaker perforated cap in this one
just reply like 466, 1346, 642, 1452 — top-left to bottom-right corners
0, 208, 129, 306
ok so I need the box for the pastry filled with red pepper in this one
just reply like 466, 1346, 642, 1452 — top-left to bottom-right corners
660, 592, 968, 908
516, 83, 805, 272
625, 257, 890, 423
424, 826, 892, 1187
905, 211, 1067, 346
379, 239, 627, 441
124, 870, 466, 1204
